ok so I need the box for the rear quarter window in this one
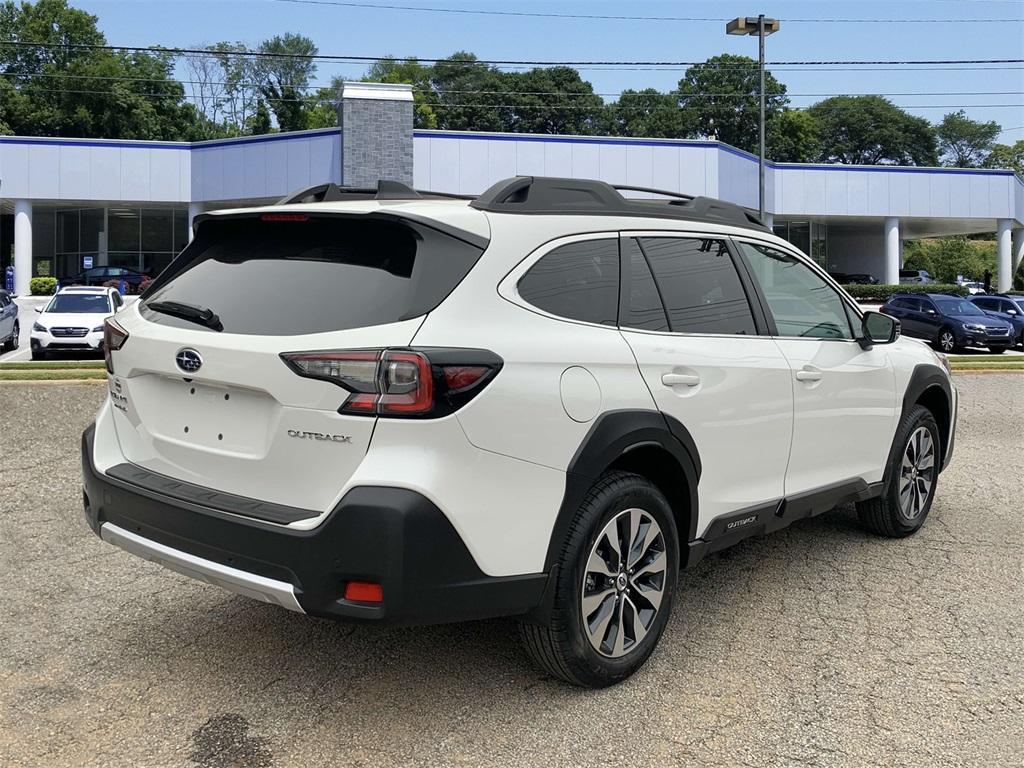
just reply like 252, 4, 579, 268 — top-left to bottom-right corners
517, 238, 619, 326
141, 215, 485, 335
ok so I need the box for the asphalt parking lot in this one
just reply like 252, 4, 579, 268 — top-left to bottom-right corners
1, 376, 1022, 767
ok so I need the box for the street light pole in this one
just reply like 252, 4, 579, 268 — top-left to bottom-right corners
758, 14, 765, 226
726, 15, 780, 225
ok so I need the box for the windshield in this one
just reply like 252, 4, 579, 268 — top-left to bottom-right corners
45, 294, 111, 314
934, 298, 984, 316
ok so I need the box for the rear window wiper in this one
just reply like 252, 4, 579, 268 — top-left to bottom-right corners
145, 300, 224, 332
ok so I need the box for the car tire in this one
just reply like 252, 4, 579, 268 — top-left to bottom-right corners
1, 322, 17, 352
518, 471, 678, 688
934, 327, 959, 354
857, 405, 940, 538
30, 347, 46, 361
988, 346, 1006, 354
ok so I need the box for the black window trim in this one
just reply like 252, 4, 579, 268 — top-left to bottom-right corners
729, 233, 864, 343
614, 230, 770, 339
503, 230, 624, 331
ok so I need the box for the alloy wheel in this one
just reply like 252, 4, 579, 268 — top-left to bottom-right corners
581, 508, 666, 658
939, 331, 955, 353
11, 322, 18, 350
899, 426, 935, 520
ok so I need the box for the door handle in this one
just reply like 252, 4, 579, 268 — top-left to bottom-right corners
662, 372, 700, 387
795, 368, 823, 382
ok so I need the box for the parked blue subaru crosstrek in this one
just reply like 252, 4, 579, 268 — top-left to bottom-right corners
880, 293, 1015, 353
968, 294, 1024, 348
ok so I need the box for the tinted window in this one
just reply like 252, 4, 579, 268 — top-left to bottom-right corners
46, 294, 111, 314
738, 242, 854, 340
935, 298, 984, 316
973, 297, 994, 309
622, 238, 669, 331
639, 237, 755, 335
518, 238, 619, 326
142, 216, 484, 336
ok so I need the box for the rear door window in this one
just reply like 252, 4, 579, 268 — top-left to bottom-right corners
517, 238, 619, 326
638, 237, 756, 335
141, 215, 485, 335
621, 238, 669, 332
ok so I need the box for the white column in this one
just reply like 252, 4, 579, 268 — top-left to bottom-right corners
13, 200, 32, 296
996, 219, 1012, 292
187, 202, 202, 242
1012, 228, 1024, 276
884, 217, 900, 285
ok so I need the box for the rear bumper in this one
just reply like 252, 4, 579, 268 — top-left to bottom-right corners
81, 424, 547, 625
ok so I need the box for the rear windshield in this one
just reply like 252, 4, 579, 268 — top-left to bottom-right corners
141, 215, 484, 335
46, 294, 111, 313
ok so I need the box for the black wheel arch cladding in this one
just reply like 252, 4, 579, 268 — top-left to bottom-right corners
542, 409, 700, 571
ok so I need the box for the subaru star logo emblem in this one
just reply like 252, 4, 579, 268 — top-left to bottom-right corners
175, 348, 203, 373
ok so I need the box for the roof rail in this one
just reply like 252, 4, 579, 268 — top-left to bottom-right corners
470, 176, 766, 230
277, 180, 474, 206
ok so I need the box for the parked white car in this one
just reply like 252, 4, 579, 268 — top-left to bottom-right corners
31, 286, 123, 359
82, 177, 958, 687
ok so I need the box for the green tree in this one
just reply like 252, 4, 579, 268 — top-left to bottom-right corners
0, 0, 204, 140
767, 109, 821, 162
608, 88, 682, 138
503, 67, 604, 135
430, 52, 509, 132
0, 0, 104, 79
983, 140, 1024, 176
364, 57, 438, 128
255, 33, 317, 132
247, 99, 272, 135
903, 237, 996, 283
935, 110, 1000, 167
808, 96, 938, 165
676, 54, 787, 153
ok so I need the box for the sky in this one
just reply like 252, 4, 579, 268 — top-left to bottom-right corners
73, 0, 1024, 141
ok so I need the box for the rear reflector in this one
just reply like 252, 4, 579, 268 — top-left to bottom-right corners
344, 581, 383, 604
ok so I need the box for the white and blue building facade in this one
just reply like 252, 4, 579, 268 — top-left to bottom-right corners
2, 81, 1022, 296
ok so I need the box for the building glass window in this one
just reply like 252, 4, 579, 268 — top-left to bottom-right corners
31, 206, 185, 282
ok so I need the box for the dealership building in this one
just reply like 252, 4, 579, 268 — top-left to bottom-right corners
2, 81, 1022, 297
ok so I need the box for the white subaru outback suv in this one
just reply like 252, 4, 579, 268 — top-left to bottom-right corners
82, 177, 956, 687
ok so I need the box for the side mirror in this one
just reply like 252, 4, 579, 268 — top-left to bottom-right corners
1008, 309, 1019, 316
925, 309, 937, 315
859, 311, 899, 349
34, 307, 43, 313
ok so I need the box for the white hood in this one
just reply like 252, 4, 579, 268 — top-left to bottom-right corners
37, 311, 111, 329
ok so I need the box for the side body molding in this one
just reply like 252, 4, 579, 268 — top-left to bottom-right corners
542, 409, 701, 572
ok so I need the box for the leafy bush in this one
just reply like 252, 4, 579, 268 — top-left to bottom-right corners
29, 277, 57, 295
840, 283, 968, 302
902, 237, 996, 283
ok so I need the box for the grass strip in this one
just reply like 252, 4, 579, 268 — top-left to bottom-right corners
0, 361, 105, 370
0, 369, 107, 381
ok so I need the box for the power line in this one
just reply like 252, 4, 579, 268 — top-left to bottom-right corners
11, 84, 1022, 112
3, 71, 1020, 100
269, 0, 1024, 24
1, 39, 1021, 68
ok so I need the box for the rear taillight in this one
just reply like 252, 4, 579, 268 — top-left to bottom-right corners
103, 317, 129, 374
281, 348, 501, 418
